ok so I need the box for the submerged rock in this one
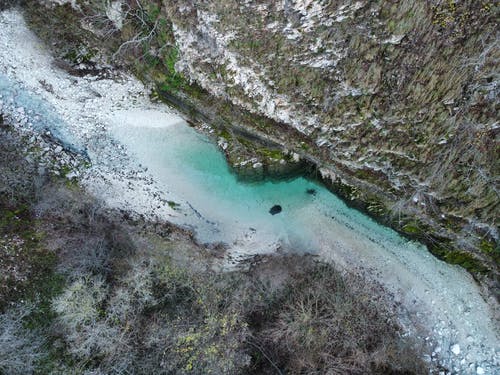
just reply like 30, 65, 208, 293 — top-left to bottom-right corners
306, 188, 317, 196
269, 205, 282, 215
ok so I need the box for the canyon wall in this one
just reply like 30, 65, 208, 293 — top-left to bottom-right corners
22, 0, 499, 287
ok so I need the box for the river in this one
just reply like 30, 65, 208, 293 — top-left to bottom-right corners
0, 9, 498, 374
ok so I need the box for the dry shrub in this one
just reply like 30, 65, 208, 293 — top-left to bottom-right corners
0, 127, 428, 374
0, 304, 44, 375
249, 259, 428, 375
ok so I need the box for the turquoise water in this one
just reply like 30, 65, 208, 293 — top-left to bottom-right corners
109, 110, 412, 256
0, 73, 414, 257
0, 74, 83, 152
0, 72, 415, 257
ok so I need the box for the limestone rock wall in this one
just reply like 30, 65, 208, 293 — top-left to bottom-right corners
165, 1, 499, 258
21, 0, 499, 281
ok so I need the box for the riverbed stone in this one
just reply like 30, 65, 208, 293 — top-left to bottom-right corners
451, 344, 461, 355
269, 205, 282, 215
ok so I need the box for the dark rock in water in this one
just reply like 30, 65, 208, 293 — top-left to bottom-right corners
306, 188, 317, 195
269, 205, 282, 215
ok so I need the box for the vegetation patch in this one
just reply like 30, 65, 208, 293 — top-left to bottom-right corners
256, 147, 287, 161
167, 200, 180, 209
444, 251, 490, 275
402, 222, 423, 235
480, 239, 499, 258
431, 245, 490, 275
0, 127, 428, 374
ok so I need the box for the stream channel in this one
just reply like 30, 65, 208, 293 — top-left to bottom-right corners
0, 9, 498, 374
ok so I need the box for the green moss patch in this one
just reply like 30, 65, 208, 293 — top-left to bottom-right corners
479, 239, 500, 265
431, 246, 490, 275
167, 200, 180, 209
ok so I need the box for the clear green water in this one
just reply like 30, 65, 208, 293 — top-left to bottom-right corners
2, 17, 497, 366
0, 76, 415, 256
110, 110, 411, 256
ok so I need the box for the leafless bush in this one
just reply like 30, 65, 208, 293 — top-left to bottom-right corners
0, 0, 20, 11
47, 242, 428, 375
0, 304, 44, 375
79, 0, 122, 38
112, 0, 165, 59
1, 127, 428, 374
252, 260, 428, 375
0, 129, 38, 206
60, 238, 110, 278
52, 275, 118, 359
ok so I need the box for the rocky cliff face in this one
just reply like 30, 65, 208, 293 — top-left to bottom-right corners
22, 1, 499, 286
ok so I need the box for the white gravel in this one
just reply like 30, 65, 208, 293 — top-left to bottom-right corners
0, 9, 499, 374
0, 9, 184, 222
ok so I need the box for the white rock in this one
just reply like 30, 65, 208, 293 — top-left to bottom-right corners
383, 34, 405, 45
451, 344, 461, 355
54, 145, 63, 153
217, 139, 228, 150
476, 367, 485, 375
106, 1, 124, 30
65, 171, 78, 179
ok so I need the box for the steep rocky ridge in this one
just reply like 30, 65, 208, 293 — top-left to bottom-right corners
20, 0, 499, 292
165, 0, 499, 281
